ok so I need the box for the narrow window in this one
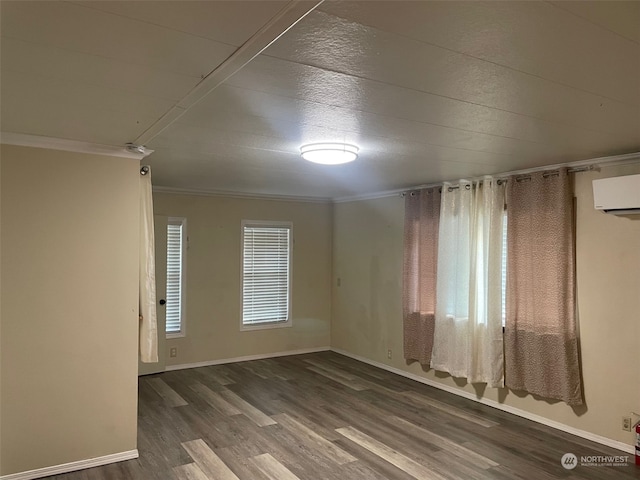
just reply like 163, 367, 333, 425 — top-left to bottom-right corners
166, 218, 186, 336
241, 221, 292, 330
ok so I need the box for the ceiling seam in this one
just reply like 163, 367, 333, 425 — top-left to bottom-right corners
546, 1, 640, 46
65, 0, 240, 48
255, 55, 638, 139
332, 152, 640, 203
223, 72, 632, 143
133, 0, 325, 146
310, 8, 640, 106
153, 117, 599, 166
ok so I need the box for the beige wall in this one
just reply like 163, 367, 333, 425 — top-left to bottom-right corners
332, 163, 640, 447
0, 142, 635, 479
0, 149, 3, 472
0, 145, 140, 476
153, 193, 332, 366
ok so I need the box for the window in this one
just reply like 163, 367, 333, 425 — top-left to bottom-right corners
166, 218, 186, 337
241, 221, 292, 330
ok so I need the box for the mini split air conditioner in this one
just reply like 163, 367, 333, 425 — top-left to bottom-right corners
592, 173, 640, 215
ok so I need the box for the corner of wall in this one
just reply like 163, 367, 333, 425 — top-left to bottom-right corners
330, 179, 640, 452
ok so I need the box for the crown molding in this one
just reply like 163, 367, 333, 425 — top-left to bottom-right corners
494, 151, 640, 178
0, 132, 153, 160
332, 185, 424, 204
333, 151, 640, 203
152, 185, 331, 204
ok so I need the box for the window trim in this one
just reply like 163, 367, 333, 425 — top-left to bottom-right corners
166, 216, 187, 339
240, 220, 293, 332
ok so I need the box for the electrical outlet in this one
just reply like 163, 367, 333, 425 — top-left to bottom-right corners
622, 417, 631, 431
387, 349, 392, 360
337, 277, 341, 287
170, 347, 178, 358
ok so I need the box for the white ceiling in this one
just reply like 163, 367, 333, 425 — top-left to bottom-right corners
1, 1, 639, 199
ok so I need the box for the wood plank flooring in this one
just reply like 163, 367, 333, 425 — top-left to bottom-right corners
48, 352, 638, 480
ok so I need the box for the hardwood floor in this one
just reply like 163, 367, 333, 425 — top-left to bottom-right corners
49, 352, 638, 479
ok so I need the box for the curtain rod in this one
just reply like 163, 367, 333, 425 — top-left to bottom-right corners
400, 165, 595, 196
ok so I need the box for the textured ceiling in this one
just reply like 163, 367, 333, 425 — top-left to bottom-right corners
1, 1, 639, 199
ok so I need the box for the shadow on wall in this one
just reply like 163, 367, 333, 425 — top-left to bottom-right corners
409, 360, 589, 417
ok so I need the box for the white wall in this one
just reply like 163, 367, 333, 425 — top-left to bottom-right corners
153, 192, 332, 366
331, 163, 640, 448
0, 145, 140, 476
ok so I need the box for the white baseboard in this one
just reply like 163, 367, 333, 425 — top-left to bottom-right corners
0, 450, 139, 480
331, 348, 634, 455
164, 346, 331, 371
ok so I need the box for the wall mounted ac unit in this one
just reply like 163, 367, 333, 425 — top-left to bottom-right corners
592, 173, 640, 215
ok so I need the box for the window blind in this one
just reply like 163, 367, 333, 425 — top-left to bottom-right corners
166, 222, 183, 334
242, 225, 290, 325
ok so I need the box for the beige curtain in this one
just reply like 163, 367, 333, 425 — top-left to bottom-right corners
505, 169, 583, 405
402, 187, 440, 364
139, 166, 158, 363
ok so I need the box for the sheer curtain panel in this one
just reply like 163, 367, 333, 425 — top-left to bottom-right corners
430, 178, 505, 387
402, 187, 440, 364
505, 169, 583, 405
139, 166, 158, 363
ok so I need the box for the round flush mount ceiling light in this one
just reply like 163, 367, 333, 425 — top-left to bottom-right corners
300, 143, 359, 165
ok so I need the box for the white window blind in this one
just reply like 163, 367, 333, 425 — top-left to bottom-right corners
166, 220, 185, 335
242, 223, 291, 326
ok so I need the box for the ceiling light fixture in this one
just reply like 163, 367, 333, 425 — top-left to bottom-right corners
300, 143, 359, 165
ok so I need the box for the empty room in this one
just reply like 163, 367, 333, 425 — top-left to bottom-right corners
1, 1, 640, 479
